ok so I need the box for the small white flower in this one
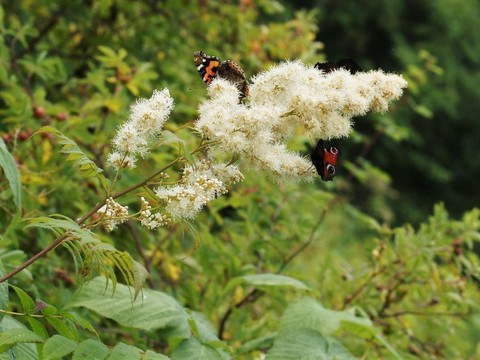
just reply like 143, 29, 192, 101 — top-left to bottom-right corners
98, 197, 129, 232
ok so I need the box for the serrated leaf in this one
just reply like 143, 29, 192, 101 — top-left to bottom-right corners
42, 335, 77, 360
0, 137, 22, 215
265, 328, 356, 360
108, 342, 142, 360
190, 311, 219, 343
0, 328, 44, 352
24, 215, 85, 236
132, 259, 149, 299
280, 297, 372, 336
0, 316, 39, 359
26, 317, 48, 339
10, 284, 35, 314
72, 339, 110, 360
170, 338, 227, 360
225, 274, 310, 294
61, 310, 98, 336
45, 317, 78, 340
66, 277, 190, 337
32, 126, 110, 192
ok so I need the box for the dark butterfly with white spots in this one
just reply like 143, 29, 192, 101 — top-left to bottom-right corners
314, 58, 360, 74
311, 139, 341, 181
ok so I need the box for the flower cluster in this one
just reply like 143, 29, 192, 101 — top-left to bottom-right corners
196, 61, 407, 181
108, 89, 174, 170
154, 160, 244, 221
97, 197, 129, 232
138, 197, 170, 230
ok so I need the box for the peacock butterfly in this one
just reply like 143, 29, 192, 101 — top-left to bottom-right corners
314, 58, 360, 74
311, 139, 341, 181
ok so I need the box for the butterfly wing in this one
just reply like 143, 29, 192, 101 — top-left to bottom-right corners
315, 58, 360, 75
218, 59, 249, 99
194, 51, 221, 85
335, 58, 360, 74
311, 140, 341, 181
314, 61, 336, 73
323, 146, 341, 166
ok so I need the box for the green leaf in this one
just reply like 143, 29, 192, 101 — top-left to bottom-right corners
0, 137, 22, 215
32, 126, 110, 193
42, 335, 77, 360
108, 343, 142, 360
25, 317, 48, 339
190, 311, 219, 342
0, 316, 39, 359
279, 298, 402, 359
170, 338, 227, 360
225, 274, 310, 293
104, 342, 170, 360
72, 339, 110, 360
10, 284, 35, 314
61, 310, 98, 336
24, 215, 87, 237
66, 277, 190, 337
280, 297, 372, 336
45, 316, 78, 340
237, 334, 276, 354
265, 328, 356, 360
143, 350, 171, 359
0, 328, 44, 352
131, 259, 149, 299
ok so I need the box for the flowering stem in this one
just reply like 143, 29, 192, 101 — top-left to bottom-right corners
0, 138, 216, 283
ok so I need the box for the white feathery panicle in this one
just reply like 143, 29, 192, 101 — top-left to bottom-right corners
196, 60, 407, 181
108, 88, 174, 170
154, 160, 244, 221
97, 197, 129, 232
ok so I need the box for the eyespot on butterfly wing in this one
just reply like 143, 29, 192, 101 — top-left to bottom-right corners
311, 139, 341, 182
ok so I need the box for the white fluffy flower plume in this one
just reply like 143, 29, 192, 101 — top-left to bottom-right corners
155, 160, 244, 221
108, 89, 174, 170
195, 61, 407, 181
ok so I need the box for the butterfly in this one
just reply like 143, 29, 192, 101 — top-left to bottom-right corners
311, 139, 341, 181
193, 51, 249, 99
314, 58, 360, 74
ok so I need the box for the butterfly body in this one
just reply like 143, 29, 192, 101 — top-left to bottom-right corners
314, 58, 360, 74
194, 51, 249, 99
311, 139, 341, 181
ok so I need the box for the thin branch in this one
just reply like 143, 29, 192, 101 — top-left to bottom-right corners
276, 208, 327, 274
341, 268, 386, 309
218, 207, 329, 339
0, 233, 68, 283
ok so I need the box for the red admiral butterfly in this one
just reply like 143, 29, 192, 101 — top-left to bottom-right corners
314, 58, 360, 74
193, 51, 249, 99
311, 139, 341, 181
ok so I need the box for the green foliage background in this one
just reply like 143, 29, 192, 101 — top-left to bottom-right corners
0, 0, 479, 359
